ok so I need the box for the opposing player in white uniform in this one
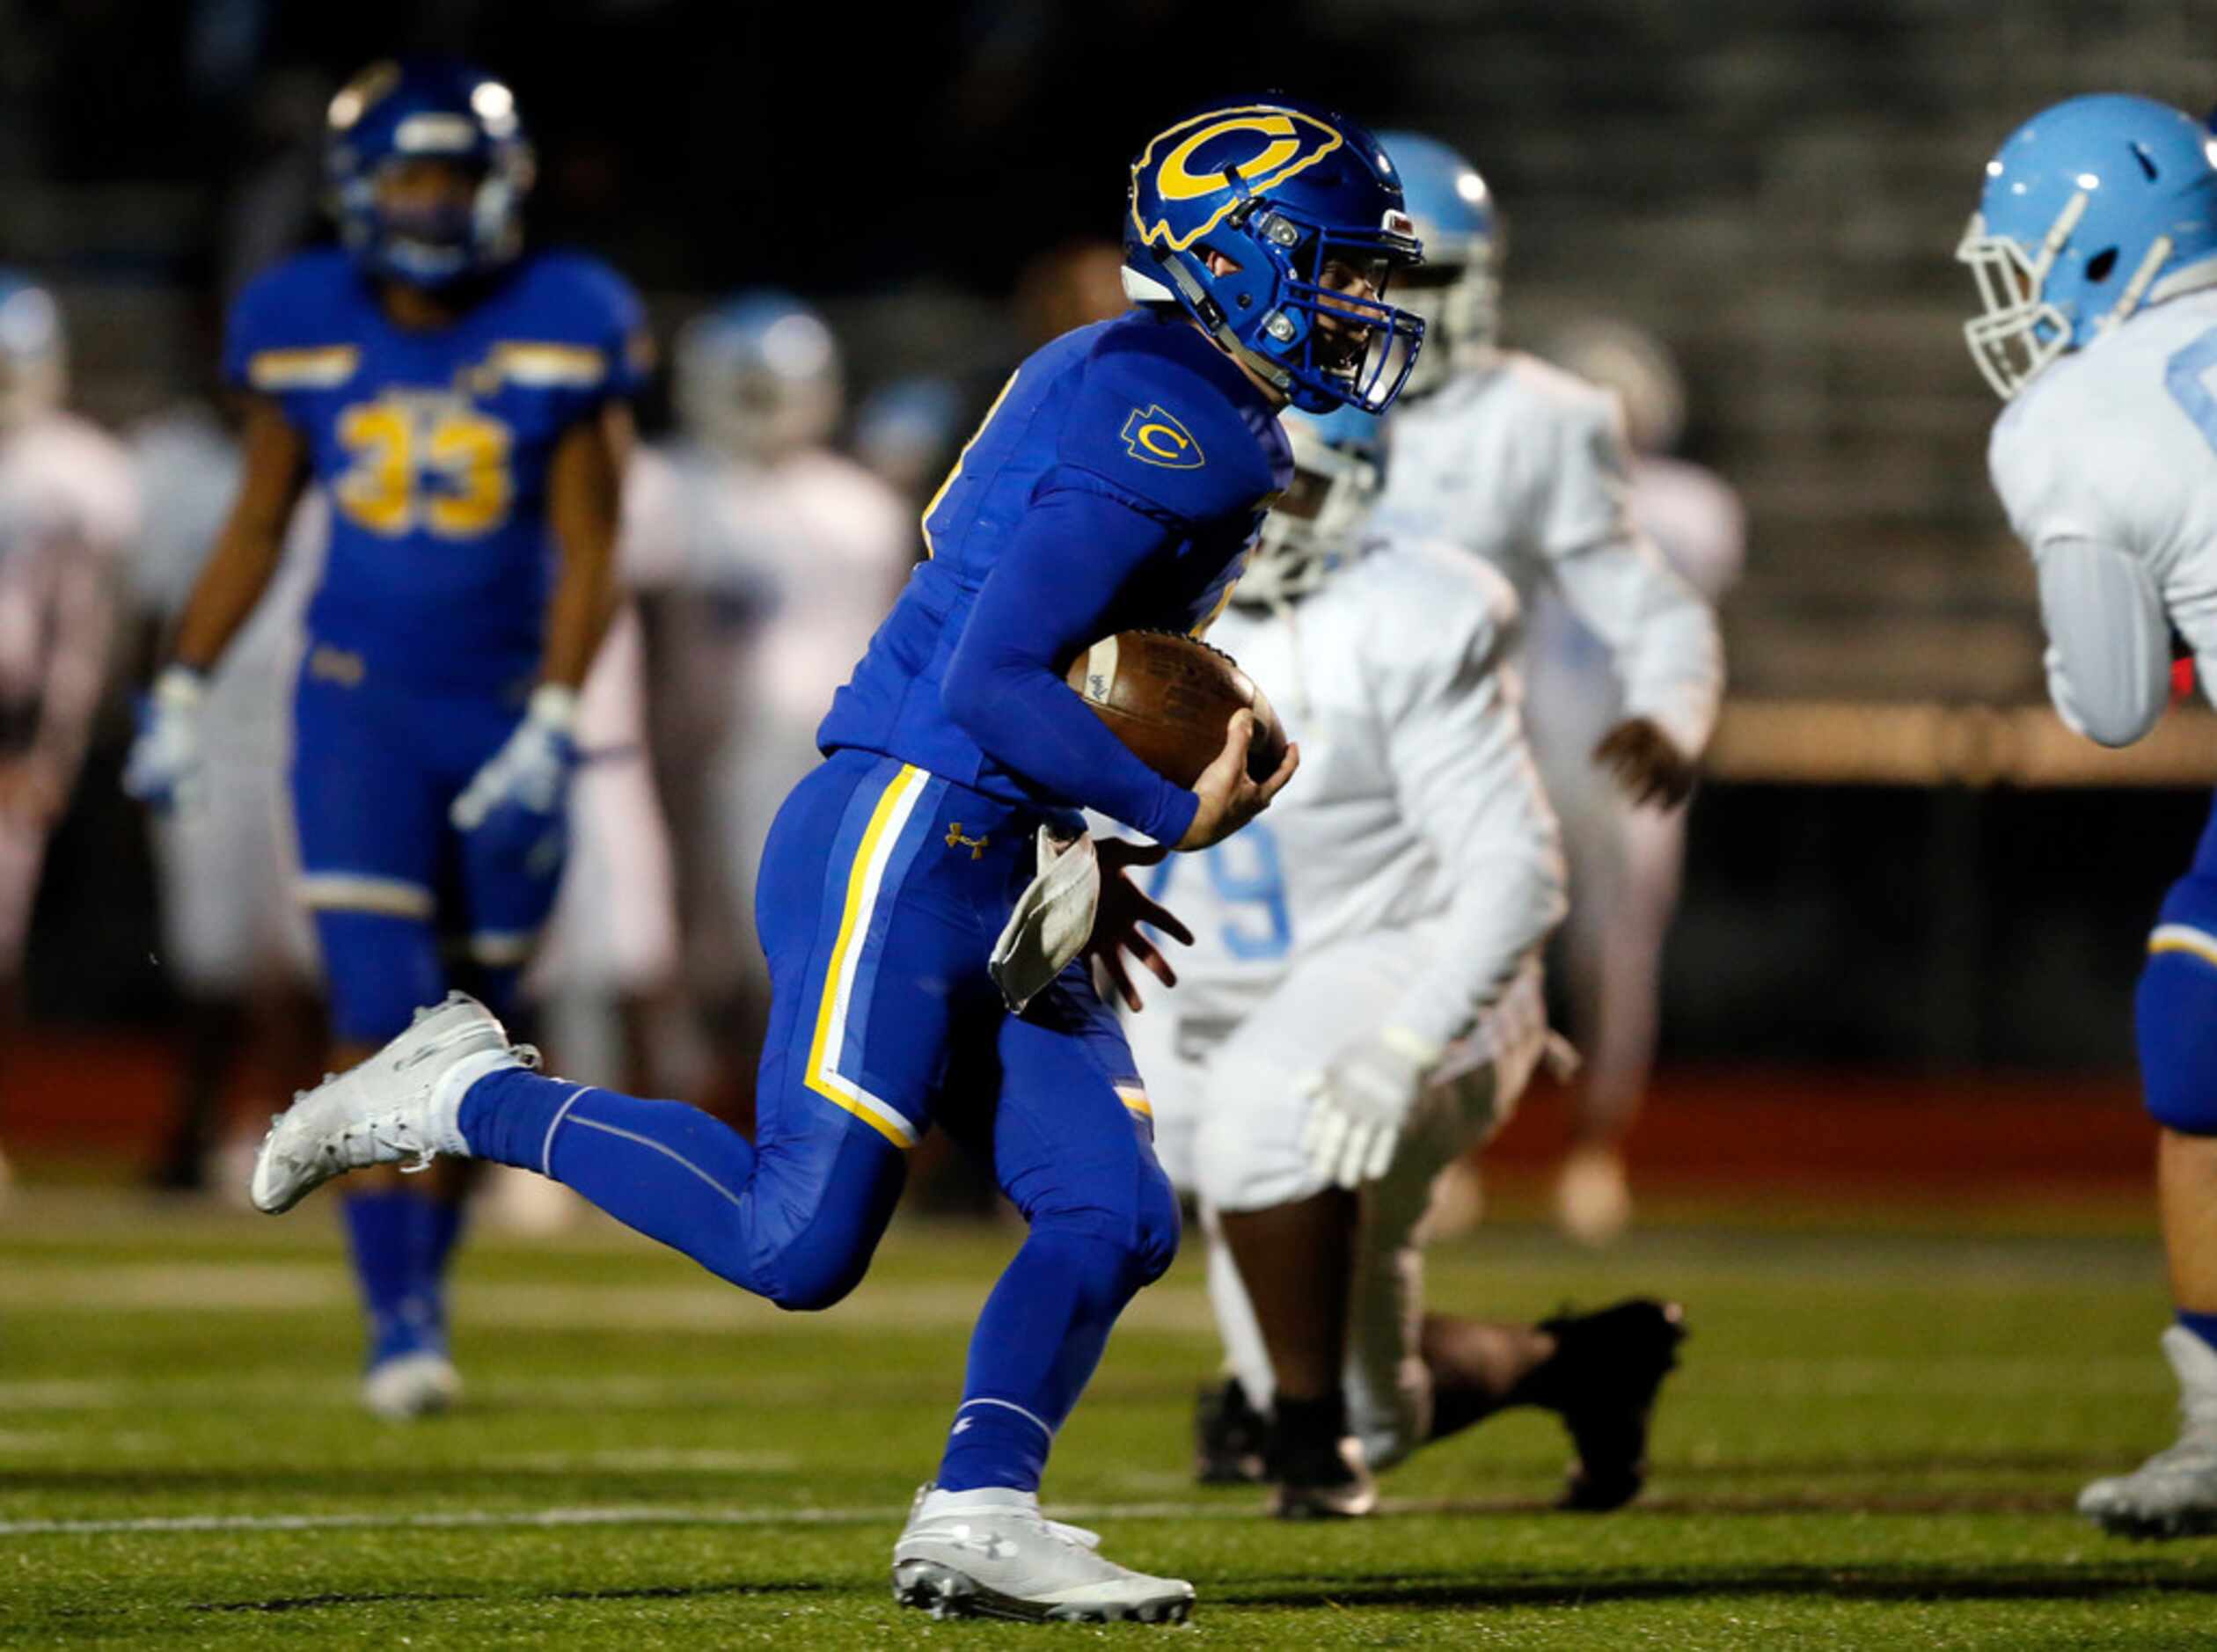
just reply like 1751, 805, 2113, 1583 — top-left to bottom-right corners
1528, 320, 1746, 1245
0, 275, 137, 1069
1963, 94, 2217, 1539
1364, 132, 1725, 1248
623, 291, 911, 1051
1130, 407, 1686, 1517
1371, 134, 1722, 803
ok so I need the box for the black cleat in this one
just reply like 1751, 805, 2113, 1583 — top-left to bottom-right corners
1268, 1434, 1378, 1520
1194, 1377, 1269, 1486
1540, 1297, 1687, 1511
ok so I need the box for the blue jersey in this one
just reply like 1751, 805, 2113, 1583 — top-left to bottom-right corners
818, 310, 1291, 839
224, 247, 647, 695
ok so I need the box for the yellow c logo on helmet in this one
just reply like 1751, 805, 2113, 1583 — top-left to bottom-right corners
1130, 105, 1345, 253
1160, 115, 1302, 201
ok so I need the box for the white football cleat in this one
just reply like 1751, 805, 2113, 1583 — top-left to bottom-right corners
250, 992, 532, 1216
2080, 1327, 2217, 1538
362, 1350, 463, 1421
891, 1485, 1194, 1624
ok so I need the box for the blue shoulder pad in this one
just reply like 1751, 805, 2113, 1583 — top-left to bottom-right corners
1050, 323, 1277, 523
222, 249, 363, 396
507, 251, 652, 401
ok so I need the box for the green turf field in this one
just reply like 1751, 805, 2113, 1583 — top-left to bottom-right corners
4, 1187, 2216, 1648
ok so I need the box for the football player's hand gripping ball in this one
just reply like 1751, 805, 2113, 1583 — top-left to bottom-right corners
1175, 710, 1300, 852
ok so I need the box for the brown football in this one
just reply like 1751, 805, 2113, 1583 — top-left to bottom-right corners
1064, 630, 1289, 790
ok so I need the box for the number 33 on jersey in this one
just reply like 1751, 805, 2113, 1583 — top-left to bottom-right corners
223, 245, 648, 692
333, 392, 513, 539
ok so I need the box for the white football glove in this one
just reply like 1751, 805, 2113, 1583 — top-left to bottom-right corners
988, 828, 1101, 1014
1299, 1026, 1441, 1191
450, 684, 578, 831
122, 667, 206, 815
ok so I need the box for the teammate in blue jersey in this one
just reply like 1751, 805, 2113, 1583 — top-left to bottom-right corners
250, 96, 1423, 1620
126, 59, 642, 1419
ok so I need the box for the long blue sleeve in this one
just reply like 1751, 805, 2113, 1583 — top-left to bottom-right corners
940, 484, 1203, 845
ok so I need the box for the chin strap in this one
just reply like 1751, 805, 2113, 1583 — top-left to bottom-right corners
1152, 245, 1294, 395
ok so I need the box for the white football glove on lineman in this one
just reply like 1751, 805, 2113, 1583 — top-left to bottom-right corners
450, 684, 578, 831
1299, 1026, 1442, 1191
122, 666, 206, 815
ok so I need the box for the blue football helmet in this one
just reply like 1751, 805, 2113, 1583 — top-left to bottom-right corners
326, 58, 535, 290
1960, 94, 2217, 398
1124, 97, 1425, 415
675, 290, 844, 463
1374, 131, 1497, 396
0, 270, 63, 431
1243, 403, 1385, 603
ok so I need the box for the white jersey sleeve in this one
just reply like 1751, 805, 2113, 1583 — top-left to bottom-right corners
1539, 388, 1723, 757
1363, 543, 1567, 1050
1989, 289, 2217, 742
2033, 537, 2168, 746
1548, 534, 1721, 757
1533, 370, 1636, 559
1379, 355, 1724, 757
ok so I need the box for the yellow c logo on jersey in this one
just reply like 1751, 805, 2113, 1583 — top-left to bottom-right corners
1121, 405, 1204, 470
1130, 106, 1344, 253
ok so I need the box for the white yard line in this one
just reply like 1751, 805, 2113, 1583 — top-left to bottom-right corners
0, 1499, 1238, 1539
0, 1353, 2163, 1418
0, 1488, 2082, 1540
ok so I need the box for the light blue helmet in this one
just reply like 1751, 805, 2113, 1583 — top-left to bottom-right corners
0, 271, 64, 429
1374, 131, 1497, 393
675, 289, 843, 462
1960, 94, 2217, 398
852, 375, 963, 497
1243, 403, 1384, 603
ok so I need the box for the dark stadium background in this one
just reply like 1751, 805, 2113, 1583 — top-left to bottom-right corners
17, 9, 2217, 1645
9, 0, 2216, 1132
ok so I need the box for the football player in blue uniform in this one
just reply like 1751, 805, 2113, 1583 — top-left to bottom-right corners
126, 59, 644, 1419
250, 97, 1423, 1620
